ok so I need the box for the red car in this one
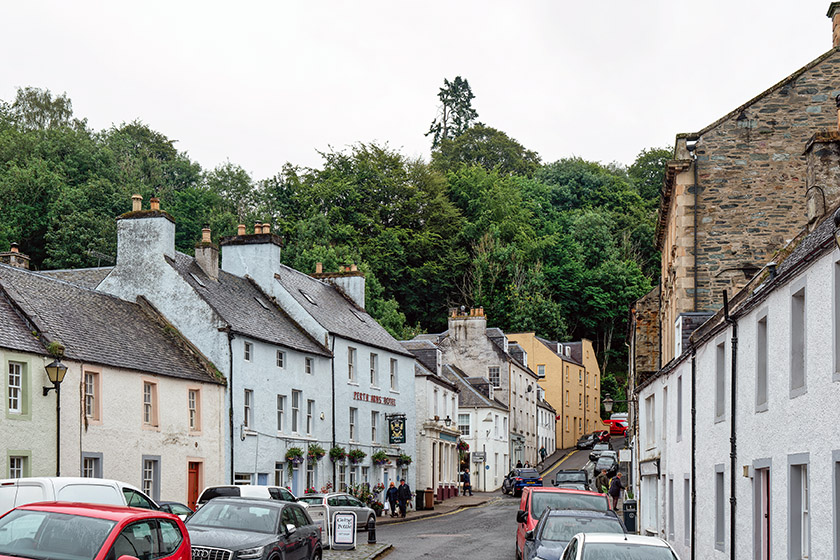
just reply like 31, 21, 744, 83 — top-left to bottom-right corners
514, 486, 610, 560
0, 501, 190, 560
605, 419, 628, 436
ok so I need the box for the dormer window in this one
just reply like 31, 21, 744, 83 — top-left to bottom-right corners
299, 289, 317, 305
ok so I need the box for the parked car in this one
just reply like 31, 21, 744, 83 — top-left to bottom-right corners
553, 470, 589, 491
594, 454, 619, 478
560, 532, 681, 559
514, 487, 609, 560
0, 501, 189, 560
196, 484, 298, 508
187, 497, 322, 560
575, 433, 598, 450
587, 442, 613, 463
522, 508, 625, 560
158, 501, 194, 520
502, 468, 543, 497
605, 419, 628, 436
296, 492, 377, 531
0, 477, 159, 517
595, 430, 610, 443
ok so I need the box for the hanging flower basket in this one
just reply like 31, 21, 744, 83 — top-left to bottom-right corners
457, 440, 469, 452
347, 449, 367, 464
329, 446, 347, 462
307, 443, 326, 463
397, 454, 412, 466
371, 450, 390, 466
285, 447, 304, 474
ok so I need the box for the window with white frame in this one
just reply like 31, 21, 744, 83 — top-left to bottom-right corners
433, 388, 439, 417
234, 473, 252, 485
458, 414, 470, 436
488, 366, 500, 387
348, 347, 356, 382
243, 389, 253, 429
84, 371, 100, 421
349, 467, 357, 487
306, 399, 314, 435
292, 390, 301, 433
142, 457, 159, 500
277, 350, 285, 368
244, 341, 253, 362
8, 362, 22, 414
143, 381, 158, 426
371, 411, 378, 443
362, 466, 369, 484
82, 454, 101, 478
349, 407, 357, 441
503, 416, 507, 434
274, 462, 285, 487
390, 359, 398, 390
645, 394, 655, 448
277, 395, 286, 431
790, 460, 810, 559
676, 375, 683, 441
537, 364, 545, 377
188, 389, 200, 431
305, 357, 313, 375
494, 414, 499, 438
338, 465, 346, 491
8, 456, 25, 479
306, 461, 315, 491
370, 354, 378, 386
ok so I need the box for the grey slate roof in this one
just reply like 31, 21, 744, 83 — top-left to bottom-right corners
0, 264, 222, 384
40, 267, 113, 290
168, 253, 330, 357
274, 264, 413, 357
0, 283, 45, 355
441, 364, 506, 411
400, 339, 438, 373
537, 337, 584, 366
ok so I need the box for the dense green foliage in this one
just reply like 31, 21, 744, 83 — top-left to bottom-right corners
0, 87, 668, 382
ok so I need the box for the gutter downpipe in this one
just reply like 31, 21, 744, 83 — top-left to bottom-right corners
690, 348, 697, 560
331, 334, 337, 488
227, 328, 235, 485
723, 291, 737, 560
691, 144, 699, 313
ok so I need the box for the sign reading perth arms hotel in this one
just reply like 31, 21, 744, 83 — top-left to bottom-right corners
353, 391, 396, 406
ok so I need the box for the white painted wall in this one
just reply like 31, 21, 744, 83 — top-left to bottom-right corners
460, 407, 508, 491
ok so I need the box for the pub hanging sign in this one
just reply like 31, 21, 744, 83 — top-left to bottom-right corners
388, 415, 406, 444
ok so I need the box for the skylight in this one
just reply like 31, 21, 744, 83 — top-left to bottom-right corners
350, 308, 366, 323
255, 297, 270, 310
189, 273, 206, 288
299, 289, 317, 305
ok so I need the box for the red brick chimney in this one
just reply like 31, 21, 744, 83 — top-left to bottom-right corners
828, 2, 840, 48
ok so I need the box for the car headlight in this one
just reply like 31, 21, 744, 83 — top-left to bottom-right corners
237, 546, 265, 560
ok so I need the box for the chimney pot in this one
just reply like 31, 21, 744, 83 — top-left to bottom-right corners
261, 223, 270, 234
315, 262, 323, 274
131, 194, 142, 212
254, 222, 261, 235
237, 224, 246, 236
10, 243, 18, 254
150, 197, 160, 211
350, 263, 358, 272
339, 265, 345, 273
202, 227, 212, 243
829, 2, 840, 48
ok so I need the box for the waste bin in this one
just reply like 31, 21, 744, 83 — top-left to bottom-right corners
424, 488, 434, 510
415, 489, 426, 511
623, 499, 637, 533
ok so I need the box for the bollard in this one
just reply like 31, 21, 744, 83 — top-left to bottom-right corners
367, 516, 376, 544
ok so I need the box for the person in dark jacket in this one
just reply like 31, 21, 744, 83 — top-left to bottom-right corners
608, 472, 626, 510
386, 481, 399, 517
461, 468, 473, 496
397, 479, 412, 517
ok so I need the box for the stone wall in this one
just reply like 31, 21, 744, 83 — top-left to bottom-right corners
631, 286, 660, 378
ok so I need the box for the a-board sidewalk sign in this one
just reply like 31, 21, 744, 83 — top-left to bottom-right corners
331, 511, 357, 550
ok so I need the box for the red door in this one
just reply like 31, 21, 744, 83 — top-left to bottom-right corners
187, 462, 201, 510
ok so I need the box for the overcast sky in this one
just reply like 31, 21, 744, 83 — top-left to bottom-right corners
1, 1, 835, 180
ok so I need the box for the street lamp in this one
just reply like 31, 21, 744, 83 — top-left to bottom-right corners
444, 416, 452, 427
43, 358, 68, 476
603, 395, 614, 414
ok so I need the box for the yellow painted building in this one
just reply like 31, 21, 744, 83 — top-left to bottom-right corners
508, 334, 604, 450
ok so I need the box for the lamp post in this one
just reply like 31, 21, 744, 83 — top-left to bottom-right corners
43, 358, 68, 476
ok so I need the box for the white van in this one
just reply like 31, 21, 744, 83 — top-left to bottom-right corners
0, 477, 159, 516
196, 485, 298, 508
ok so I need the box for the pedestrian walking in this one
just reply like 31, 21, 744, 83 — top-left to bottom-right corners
397, 478, 412, 518
524, 461, 531, 468
608, 472, 625, 511
539, 446, 547, 463
386, 481, 399, 517
516, 460, 523, 468
461, 468, 473, 496
594, 469, 610, 495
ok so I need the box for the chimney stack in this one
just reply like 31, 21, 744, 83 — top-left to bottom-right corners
829, 2, 840, 48
132, 194, 142, 212
315, 262, 323, 274
237, 224, 246, 236
195, 228, 219, 281
0, 243, 30, 269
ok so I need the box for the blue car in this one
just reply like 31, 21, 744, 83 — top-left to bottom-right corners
502, 468, 543, 496
523, 508, 625, 560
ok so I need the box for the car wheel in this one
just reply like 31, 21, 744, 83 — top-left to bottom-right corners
310, 548, 322, 560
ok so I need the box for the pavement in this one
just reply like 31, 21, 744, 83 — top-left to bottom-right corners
324, 543, 392, 560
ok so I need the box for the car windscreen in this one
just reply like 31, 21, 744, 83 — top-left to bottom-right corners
57, 484, 123, 506
0, 509, 116, 560
540, 515, 624, 542
582, 542, 677, 559
592, 444, 609, 451
187, 501, 280, 534
297, 497, 324, 505
197, 486, 240, 505
531, 492, 608, 517
517, 469, 540, 478
555, 473, 586, 483
595, 458, 616, 469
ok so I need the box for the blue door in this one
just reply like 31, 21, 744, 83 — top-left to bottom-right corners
257, 473, 268, 486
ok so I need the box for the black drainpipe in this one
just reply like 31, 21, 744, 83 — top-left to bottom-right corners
723, 291, 737, 560
690, 348, 697, 560
331, 334, 337, 488
691, 145, 699, 312
227, 328, 236, 485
